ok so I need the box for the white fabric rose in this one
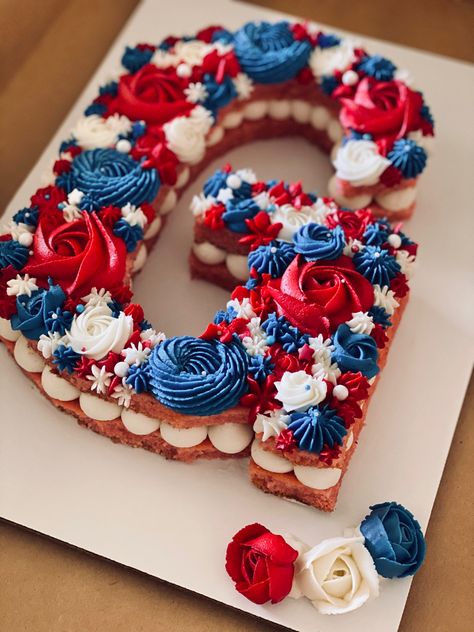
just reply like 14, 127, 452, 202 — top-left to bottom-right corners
72, 114, 132, 150
333, 140, 391, 186
309, 40, 358, 77
68, 304, 133, 361
164, 106, 213, 165
275, 370, 327, 412
296, 535, 379, 615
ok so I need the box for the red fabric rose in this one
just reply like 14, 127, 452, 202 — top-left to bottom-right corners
112, 64, 193, 124
340, 77, 423, 141
225, 523, 298, 605
268, 255, 374, 336
25, 212, 127, 299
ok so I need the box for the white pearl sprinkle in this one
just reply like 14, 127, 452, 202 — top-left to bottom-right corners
342, 70, 359, 86
388, 234, 402, 249
333, 384, 349, 401
114, 361, 129, 378
176, 63, 192, 78
201, 370, 207, 376
226, 174, 242, 190
116, 139, 132, 154
270, 246, 277, 254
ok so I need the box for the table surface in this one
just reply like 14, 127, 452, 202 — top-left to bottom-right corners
0, 1, 473, 631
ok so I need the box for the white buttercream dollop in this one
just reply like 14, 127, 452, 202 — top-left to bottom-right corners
296, 535, 379, 615
309, 40, 357, 78
163, 105, 213, 165
41, 365, 80, 401
68, 305, 133, 361
275, 370, 327, 412
72, 114, 132, 150
333, 140, 391, 186
251, 439, 294, 474
373, 284, 399, 315
253, 409, 290, 442
207, 422, 253, 454
346, 311, 375, 335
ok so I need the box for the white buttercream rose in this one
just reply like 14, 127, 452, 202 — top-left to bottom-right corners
296, 535, 379, 615
275, 370, 327, 412
68, 305, 133, 361
270, 202, 334, 242
72, 114, 132, 150
163, 105, 213, 165
333, 140, 391, 186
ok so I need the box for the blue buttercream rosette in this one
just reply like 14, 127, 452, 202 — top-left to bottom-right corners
360, 501, 426, 578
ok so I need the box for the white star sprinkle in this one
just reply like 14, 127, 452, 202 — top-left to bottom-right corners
6, 274, 38, 297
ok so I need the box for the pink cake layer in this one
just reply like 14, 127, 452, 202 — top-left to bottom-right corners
248, 293, 408, 511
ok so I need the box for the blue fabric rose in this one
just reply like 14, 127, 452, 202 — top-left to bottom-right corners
332, 323, 379, 379
233, 21, 312, 84
293, 223, 345, 261
360, 501, 426, 578
11, 283, 66, 340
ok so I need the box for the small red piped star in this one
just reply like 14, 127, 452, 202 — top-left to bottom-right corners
204, 204, 225, 230
319, 444, 341, 466
74, 356, 95, 379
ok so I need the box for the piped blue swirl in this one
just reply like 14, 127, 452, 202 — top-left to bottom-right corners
288, 405, 347, 454
387, 139, 427, 179
293, 223, 345, 261
248, 241, 296, 277
222, 198, 260, 233
233, 21, 312, 84
353, 245, 400, 286
65, 148, 160, 210
332, 323, 379, 379
148, 336, 249, 415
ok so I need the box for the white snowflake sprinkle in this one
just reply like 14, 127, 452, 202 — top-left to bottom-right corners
121, 342, 151, 366
184, 82, 209, 103
226, 298, 256, 320
111, 381, 134, 407
233, 73, 254, 99
87, 365, 113, 394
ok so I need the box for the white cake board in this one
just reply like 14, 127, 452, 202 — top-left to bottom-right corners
1, 1, 473, 631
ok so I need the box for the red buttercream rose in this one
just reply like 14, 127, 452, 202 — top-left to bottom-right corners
326, 208, 373, 241
225, 523, 298, 605
24, 211, 127, 299
112, 64, 193, 124
268, 255, 374, 336
340, 77, 423, 141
